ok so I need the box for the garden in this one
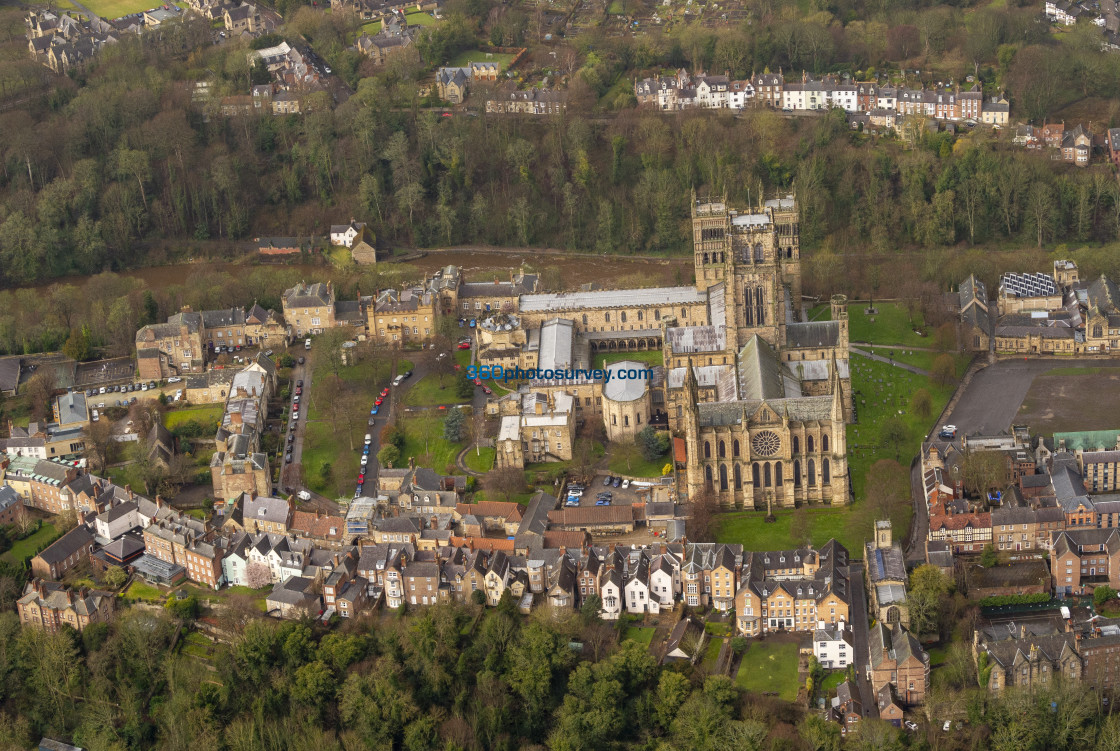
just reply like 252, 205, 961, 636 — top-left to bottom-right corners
734, 641, 800, 701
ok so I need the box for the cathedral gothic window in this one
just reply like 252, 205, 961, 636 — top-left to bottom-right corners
752, 464, 761, 487
733, 439, 740, 458
808, 459, 816, 486
807, 435, 814, 453
793, 436, 799, 454
704, 442, 711, 459
793, 460, 801, 487
751, 430, 780, 457
734, 465, 742, 490
823, 459, 831, 485
718, 441, 726, 458
705, 466, 713, 487
719, 465, 728, 491
763, 464, 772, 487
754, 243, 763, 262
822, 434, 829, 452
776, 462, 783, 486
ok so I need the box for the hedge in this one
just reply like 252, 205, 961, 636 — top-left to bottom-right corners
979, 593, 1051, 607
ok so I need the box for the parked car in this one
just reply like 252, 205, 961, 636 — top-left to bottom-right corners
265, 350, 273, 356
297, 379, 304, 388
392, 375, 405, 386
284, 453, 292, 463
298, 356, 305, 365
364, 434, 372, 445
148, 381, 156, 389
904, 721, 918, 732
381, 387, 390, 397
375, 397, 383, 406
474, 378, 483, 386
168, 377, 182, 383
304, 339, 312, 350
287, 434, 294, 444
458, 342, 471, 350
403, 370, 413, 379
621, 479, 630, 489
603, 475, 613, 486
612, 476, 622, 487
371, 406, 379, 415
91, 409, 99, 422
938, 424, 958, 440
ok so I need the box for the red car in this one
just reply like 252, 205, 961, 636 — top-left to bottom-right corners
473, 378, 482, 386
358, 473, 365, 482
375, 397, 383, 406
482, 386, 492, 395
457, 342, 471, 350
295, 387, 302, 395
381, 388, 390, 397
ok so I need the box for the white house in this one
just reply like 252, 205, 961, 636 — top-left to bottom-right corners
94, 501, 139, 540
727, 80, 754, 110
329, 220, 367, 248
649, 553, 679, 609
624, 555, 652, 614
600, 569, 623, 620
813, 621, 854, 669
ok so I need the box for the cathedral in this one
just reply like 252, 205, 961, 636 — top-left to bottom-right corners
664, 194, 852, 509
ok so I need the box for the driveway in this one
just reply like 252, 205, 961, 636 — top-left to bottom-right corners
937, 358, 1120, 440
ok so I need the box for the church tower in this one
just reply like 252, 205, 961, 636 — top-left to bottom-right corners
691, 193, 732, 290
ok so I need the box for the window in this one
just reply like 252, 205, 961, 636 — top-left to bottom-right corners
704, 441, 711, 459
752, 463, 761, 487
621, 312, 627, 323
718, 441, 726, 458
733, 439, 740, 457
605, 312, 610, 322
823, 459, 830, 484
775, 461, 783, 487
808, 435, 814, 453
822, 434, 829, 452
719, 464, 728, 491
582, 314, 588, 325
808, 459, 816, 486
793, 436, 799, 454
764, 463, 772, 487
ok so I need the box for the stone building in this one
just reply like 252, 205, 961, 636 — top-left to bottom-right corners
282, 282, 335, 337
601, 361, 652, 442
976, 631, 1081, 691
495, 391, 575, 470
17, 580, 114, 632
868, 622, 929, 706
866, 520, 909, 627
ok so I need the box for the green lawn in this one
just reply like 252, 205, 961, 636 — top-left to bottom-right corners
164, 405, 224, 432
701, 638, 723, 671
398, 413, 468, 474
404, 373, 471, 407
928, 647, 949, 667
79, 0, 156, 18
716, 507, 861, 553
446, 50, 517, 71
359, 20, 381, 34
622, 626, 656, 648
593, 350, 664, 371
463, 446, 495, 473
300, 419, 362, 497
734, 641, 800, 701
2, 523, 60, 564
607, 450, 671, 479
821, 670, 847, 693
813, 301, 932, 347
405, 11, 436, 25
857, 347, 970, 377
125, 581, 164, 603
472, 488, 537, 505
607, 0, 624, 12
847, 354, 954, 500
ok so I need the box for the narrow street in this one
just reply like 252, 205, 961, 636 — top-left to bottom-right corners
905, 458, 929, 566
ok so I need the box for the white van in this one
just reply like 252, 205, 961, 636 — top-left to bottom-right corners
91, 409, 99, 422
305, 338, 312, 350
392, 374, 405, 387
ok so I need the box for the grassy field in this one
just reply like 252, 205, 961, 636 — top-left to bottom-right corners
701, 638, 723, 671
446, 50, 517, 70
1, 523, 60, 564
716, 507, 862, 553
607, 0, 625, 12
622, 626, 656, 648
847, 354, 954, 500
593, 350, 664, 371
463, 446, 495, 473
301, 419, 362, 497
164, 405, 224, 431
405, 373, 471, 407
812, 301, 932, 348
857, 347, 971, 377
398, 413, 468, 474
734, 641, 800, 701
80, 0, 157, 19
607, 451, 670, 479
125, 580, 164, 602
359, 20, 382, 34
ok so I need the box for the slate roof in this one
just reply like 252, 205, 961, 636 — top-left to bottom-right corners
34, 525, 94, 565
283, 282, 332, 309
868, 622, 927, 670
520, 286, 705, 313
984, 632, 1077, 668
786, 321, 841, 348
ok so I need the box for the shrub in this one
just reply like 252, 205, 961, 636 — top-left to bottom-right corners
978, 593, 1050, 607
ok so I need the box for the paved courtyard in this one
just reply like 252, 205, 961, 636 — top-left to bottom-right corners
939, 359, 1120, 439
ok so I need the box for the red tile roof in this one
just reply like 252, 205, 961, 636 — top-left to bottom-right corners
673, 437, 687, 463
929, 512, 990, 531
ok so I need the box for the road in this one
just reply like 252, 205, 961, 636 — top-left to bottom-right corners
280, 353, 310, 493
906, 458, 928, 565
846, 567, 880, 720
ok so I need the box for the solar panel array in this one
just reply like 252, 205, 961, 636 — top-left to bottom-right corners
1000, 272, 1056, 298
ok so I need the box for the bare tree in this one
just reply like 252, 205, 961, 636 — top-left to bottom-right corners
84, 418, 115, 472
962, 450, 1010, 501
485, 465, 526, 502
24, 370, 56, 421
686, 488, 718, 543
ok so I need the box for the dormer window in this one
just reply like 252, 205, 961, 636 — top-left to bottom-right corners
780, 556, 785, 563
258, 508, 266, 516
